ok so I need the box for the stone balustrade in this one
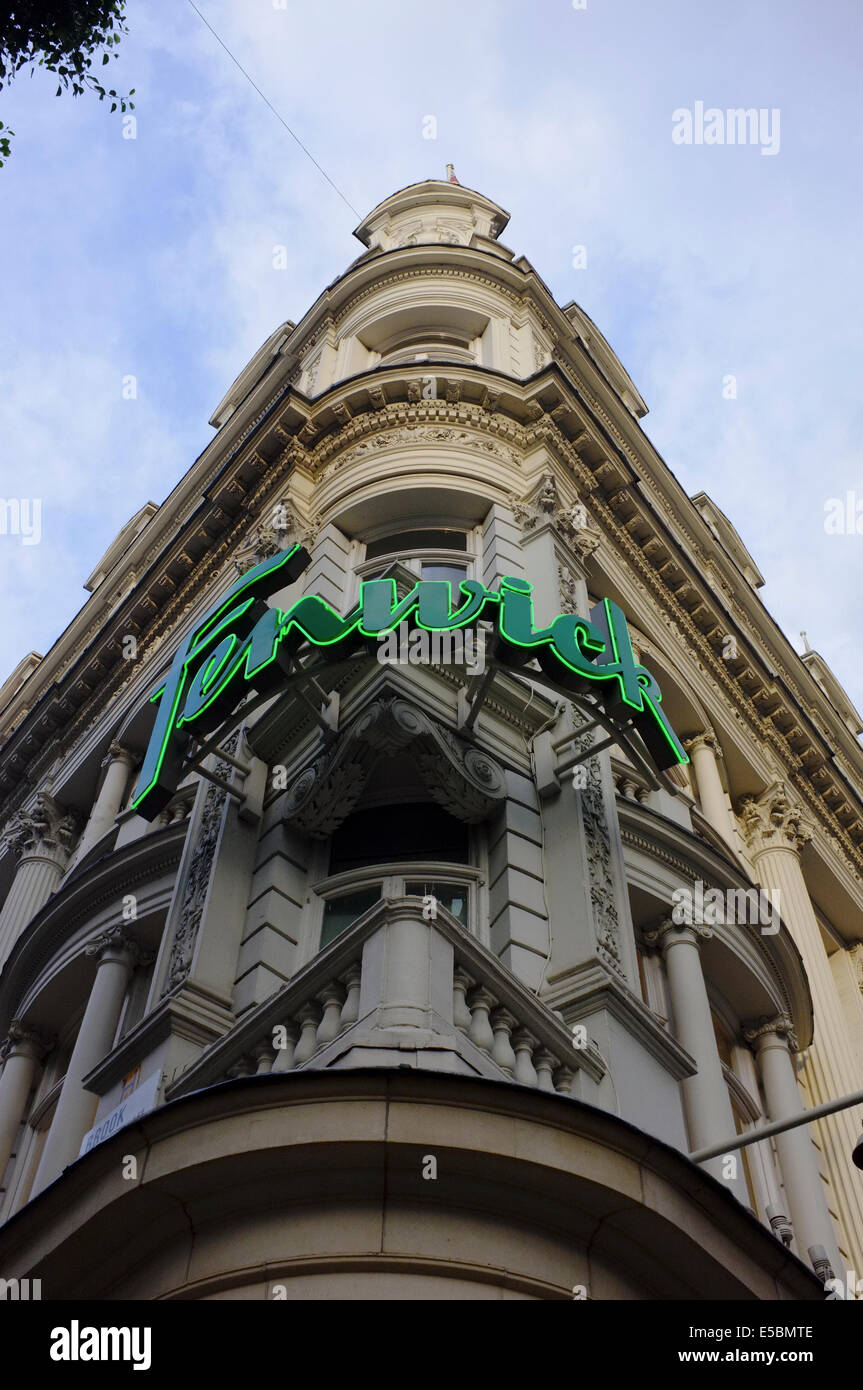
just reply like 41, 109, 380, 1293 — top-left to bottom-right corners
169, 894, 605, 1101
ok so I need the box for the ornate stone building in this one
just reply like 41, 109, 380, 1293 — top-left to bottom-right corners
0, 179, 861, 1299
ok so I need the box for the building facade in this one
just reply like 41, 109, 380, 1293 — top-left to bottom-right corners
0, 179, 861, 1300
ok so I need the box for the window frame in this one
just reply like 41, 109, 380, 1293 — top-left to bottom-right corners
354, 546, 475, 591
304, 861, 485, 962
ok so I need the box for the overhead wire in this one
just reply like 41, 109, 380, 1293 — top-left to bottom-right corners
185, 0, 362, 220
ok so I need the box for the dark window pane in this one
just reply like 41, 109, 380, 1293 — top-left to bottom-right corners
320, 886, 381, 947
329, 804, 469, 873
405, 881, 468, 925
365, 529, 468, 560
420, 562, 468, 584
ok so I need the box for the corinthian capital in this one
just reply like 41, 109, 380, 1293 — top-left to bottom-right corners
744, 1013, 799, 1053
85, 925, 151, 969
642, 916, 713, 950
1, 791, 78, 863
736, 782, 812, 856
683, 730, 720, 758
0, 1018, 54, 1063
102, 741, 136, 771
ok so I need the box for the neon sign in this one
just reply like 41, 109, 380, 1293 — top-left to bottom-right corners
131, 544, 687, 820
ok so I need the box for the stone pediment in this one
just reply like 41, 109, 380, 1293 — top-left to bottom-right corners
281, 694, 506, 838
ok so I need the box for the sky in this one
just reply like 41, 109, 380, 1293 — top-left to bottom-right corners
1, 0, 862, 717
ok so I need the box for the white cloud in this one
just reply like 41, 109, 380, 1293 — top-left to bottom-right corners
1, 0, 861, 721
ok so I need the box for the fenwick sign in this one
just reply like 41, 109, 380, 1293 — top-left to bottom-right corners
131, 544, 688, 821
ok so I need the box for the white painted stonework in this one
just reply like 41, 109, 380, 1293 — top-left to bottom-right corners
0, 180, 860, 1299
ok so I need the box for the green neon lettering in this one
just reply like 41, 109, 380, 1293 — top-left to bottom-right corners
589, 598, 646, 712
133, 553, 687, 822
359, 578, 421, 635
131, 544, 311, 819
415, 579, 493, 630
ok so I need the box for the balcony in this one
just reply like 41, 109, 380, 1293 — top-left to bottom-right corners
168, 894, 606, 1101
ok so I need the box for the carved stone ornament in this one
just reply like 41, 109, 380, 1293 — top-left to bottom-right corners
575, 730, 624, 977
163, 733, 239, 993
234, 491, 311, 576
328, 424, 520, 474
512, 474, 600, 562
682, 730, 720, 759
1, 790, 78, 863
642, 915, 714, 949
557, 563, 579, 616
0, 1018, 54, 1063
281, 695, 507, 838
736, 782, 813, 856
743, 1013, 799, 1054
85, 925, 151, 969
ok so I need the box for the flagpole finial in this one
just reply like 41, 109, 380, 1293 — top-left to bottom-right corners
445, 163, 461, 185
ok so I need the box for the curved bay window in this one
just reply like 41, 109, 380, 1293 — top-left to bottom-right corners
316, 802, 478, 948
377, 330, 479, 367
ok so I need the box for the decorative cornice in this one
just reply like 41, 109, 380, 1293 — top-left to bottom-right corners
331, 265, 523, 330
313, 407, 522, 477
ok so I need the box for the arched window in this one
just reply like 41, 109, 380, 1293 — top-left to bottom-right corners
377, 330, 478, 367
314, 800, 478, 949
359, 526, 472, 589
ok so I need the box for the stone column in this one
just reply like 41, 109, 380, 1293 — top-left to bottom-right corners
67, 742, 135, 869
683, 731, 737, 852
0, 1021, 52, 1184
31, 927, 145, 1195
738, 782, 863, 1267
358, 898, 453, 1035
644, 917, 748, 1200
0, 791, 77, 968
746, 1015, 842, 1275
